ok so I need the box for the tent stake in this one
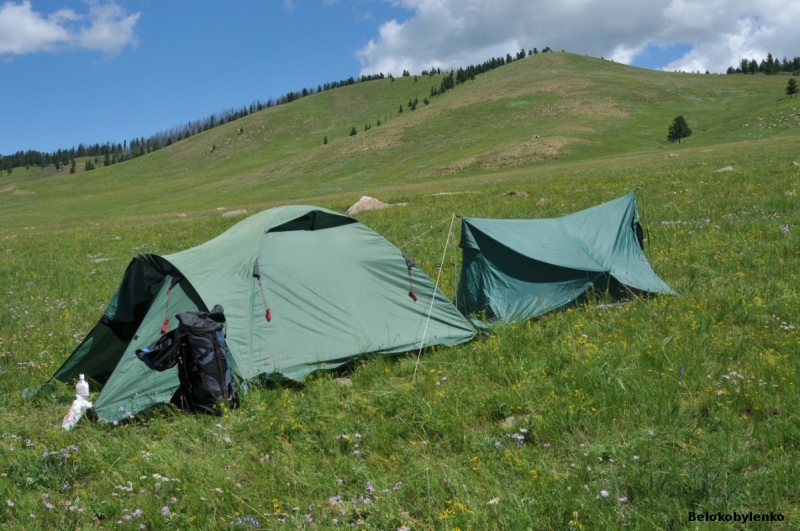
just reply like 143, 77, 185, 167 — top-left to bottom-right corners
414, 213, 456, 379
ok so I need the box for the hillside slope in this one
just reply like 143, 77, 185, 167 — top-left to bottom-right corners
1, 52, 796, 226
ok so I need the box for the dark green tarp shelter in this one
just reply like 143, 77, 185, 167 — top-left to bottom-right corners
456, 194, 673, 322
46, 206, 475, 422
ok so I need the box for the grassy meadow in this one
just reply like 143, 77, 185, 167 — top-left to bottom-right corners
1, 53, 800, 529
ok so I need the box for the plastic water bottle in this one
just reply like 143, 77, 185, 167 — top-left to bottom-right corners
76, 374, 89, 398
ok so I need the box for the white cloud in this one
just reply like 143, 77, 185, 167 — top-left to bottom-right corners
0, 0, 139, 57
356, 0, 800, 75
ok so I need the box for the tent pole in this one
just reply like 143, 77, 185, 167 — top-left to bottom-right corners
414, 212, 456, 379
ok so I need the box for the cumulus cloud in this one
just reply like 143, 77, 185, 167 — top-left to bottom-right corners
0, 0, 139, 57
356, 0, 800, 75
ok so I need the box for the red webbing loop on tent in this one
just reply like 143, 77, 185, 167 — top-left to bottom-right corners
160, 275, 182, 334
253, 260, 271, 322
161, 287, 172, 334
403, 254, 418, 302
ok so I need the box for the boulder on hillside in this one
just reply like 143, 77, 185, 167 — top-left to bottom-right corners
536, 198, 552, 206
345, 196, 407, 216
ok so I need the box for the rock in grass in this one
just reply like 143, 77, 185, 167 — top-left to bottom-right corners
536, 198, 552, 206
714, 166, 734, 173
501, 416, 515, 428
345, 196, 406, 216
792, 161, 800, 167
498, 191, 528, 198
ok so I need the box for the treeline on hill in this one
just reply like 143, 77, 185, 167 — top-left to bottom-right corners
726, 53, 800, 75
352, 46, 553, 132
0, 71, 389, 174
0, 47, 554, 173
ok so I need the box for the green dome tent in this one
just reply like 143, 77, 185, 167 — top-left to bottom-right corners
456, 194, 674, 322
43, 206, 476, 422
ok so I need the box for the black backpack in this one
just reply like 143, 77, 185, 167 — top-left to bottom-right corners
137, 304, 239, 415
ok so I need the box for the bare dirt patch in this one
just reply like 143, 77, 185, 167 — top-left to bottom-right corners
479, 136, 575, 170
519, 97, 629, 121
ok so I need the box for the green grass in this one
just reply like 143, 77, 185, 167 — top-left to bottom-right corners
1, 53, 800, 529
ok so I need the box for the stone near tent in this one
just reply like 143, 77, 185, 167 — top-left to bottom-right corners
536, 198, 552, 206
222, 209, 247, 217
714, 166, 734, 173
345, 196, 407, 216
335, 377, 352, 387
498, 191, 528, 198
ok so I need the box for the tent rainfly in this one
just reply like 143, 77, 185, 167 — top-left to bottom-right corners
41, 206, 476, 422
456, 194, 674, 322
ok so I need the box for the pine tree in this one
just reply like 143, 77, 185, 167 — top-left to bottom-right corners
323, 136, 328, 145
70, 159, 76, 174
398, 105, 403, 114
667, 116, 692, 144
787, 78, 799, 98
349, 127, 357, 136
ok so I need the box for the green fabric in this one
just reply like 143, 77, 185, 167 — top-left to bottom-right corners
93, 277, 203, 422
457, 194, 673, 322
165, 206, 475, 382
43, 206, 475, 421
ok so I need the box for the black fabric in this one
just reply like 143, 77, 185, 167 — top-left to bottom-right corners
136, 304, 238, 415
403, 253, 417, 270
634, 222, 645, 251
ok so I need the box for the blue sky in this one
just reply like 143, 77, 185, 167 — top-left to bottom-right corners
1, 0, 797, 155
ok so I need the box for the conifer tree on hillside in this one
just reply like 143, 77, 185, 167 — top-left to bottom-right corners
667, 116, 692, 144
786, 78, 799, 98
349, 127, 357, 136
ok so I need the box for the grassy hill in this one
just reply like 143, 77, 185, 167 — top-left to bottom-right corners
1, 53, 799, 529
1, 53, 796, 226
